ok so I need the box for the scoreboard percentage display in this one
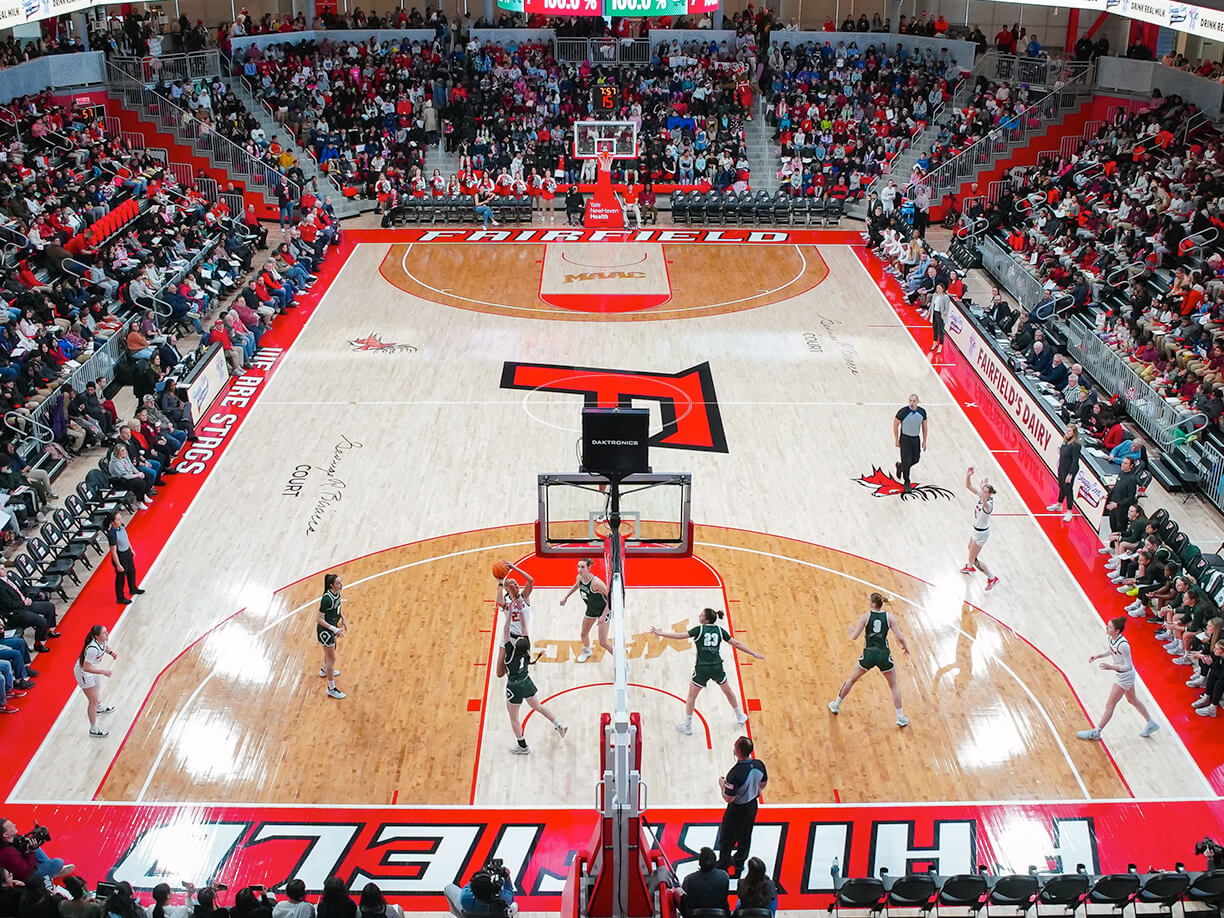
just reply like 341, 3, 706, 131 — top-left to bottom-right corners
505, 0, 715, 14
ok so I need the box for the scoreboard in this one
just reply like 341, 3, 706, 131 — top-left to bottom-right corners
508, 0, 716, 14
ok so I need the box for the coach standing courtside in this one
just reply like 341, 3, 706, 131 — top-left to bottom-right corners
893, 394, 928, 491
717, 736, 767, 876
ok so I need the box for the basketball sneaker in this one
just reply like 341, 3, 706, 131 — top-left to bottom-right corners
555, 722, 568, 738
735, 711, 749, 725
1194, 694, 1212, 707
1076, 728, 1102, 740
1188, 674, 1206, 687
676, 720, 693, 735
1063, 512, 1073, 522
1140, 720, 1161, 736
960, 565, 975, 574
828, 698, 840, 714
326, 686, 346, 700
95, 704, 115, 715
89, 725, 109, 737
1046, 503, 1061, 512
510, 744, 530, 755
319, 668, 340, 677
576, 647, 593, 663
1196, 705, 1218, 718
895, 714, 910, 728
985, 576, 1000, 591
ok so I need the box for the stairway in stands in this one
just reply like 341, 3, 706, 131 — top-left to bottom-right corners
228, 78, 368, 219
745, 99, 779, 194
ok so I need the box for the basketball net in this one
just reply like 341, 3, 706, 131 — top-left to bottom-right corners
596, 150, 615, 177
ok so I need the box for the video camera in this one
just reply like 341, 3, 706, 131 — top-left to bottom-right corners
13, 824, 50, 855
1196, 838, 1224, 870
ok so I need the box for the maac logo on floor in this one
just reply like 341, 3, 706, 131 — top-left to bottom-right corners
855, 467, 952, 501
348, 333, 417, 354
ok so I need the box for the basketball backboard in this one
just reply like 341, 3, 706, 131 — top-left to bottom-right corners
536, 472, 692, 557
573, 120, 639, 160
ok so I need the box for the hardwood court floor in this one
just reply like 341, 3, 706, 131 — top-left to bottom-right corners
10, 240, 1210, 807
95, 521, 1125, 806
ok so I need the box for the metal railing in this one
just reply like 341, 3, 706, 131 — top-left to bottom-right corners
7, 331, 126, 461
906, 67, 1094, 205
109, 50, 223, 86
106, 61, 300, 204
1062, 316, 1207, 449
980, 235, 1047, 311
977, 51, 1095, 89
556, 36, 650, 66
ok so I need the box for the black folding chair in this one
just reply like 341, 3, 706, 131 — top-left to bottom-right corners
1131, 871, 1190, 918
884, 872, 938, 916
828, 877, 887, 917
936, 874, 990, 917
1083, 873, 1139, 916
13, 553, 66, 602
1034, 873, 1089, 918
1184, 870, 1224, 915
984, 874, 1040, 916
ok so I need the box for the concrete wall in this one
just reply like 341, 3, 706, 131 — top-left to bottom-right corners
0, 52, 104, 104
1096, 54, 1224, 113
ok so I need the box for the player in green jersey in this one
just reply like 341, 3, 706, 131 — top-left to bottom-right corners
651, 608, 764, 735
560, 558, 612, 663
496, 602, 567, 754
828, 592, 910, 726
315, 573, 347, 700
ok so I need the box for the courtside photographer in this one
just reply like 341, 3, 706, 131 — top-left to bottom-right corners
0, 819, 72, 886
458, 860, 515, 917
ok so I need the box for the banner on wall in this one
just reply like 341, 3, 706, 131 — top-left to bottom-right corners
993, 0, 1224, 41
945, 304, 1110, 528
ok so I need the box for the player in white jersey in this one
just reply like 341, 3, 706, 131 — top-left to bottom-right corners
496, 560, 533, 638
1077, 616, 1160, 740
960, 467, 1000, 591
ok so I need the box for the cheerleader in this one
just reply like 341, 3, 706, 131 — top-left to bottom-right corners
410, 169, 427, 198
542, 173, 557, 218
429, 168, 445, 197
459, 169, 477, 195
478, 173, 496, 197
511, 175, 527, 197
374, 173, 391, 214
527, 169, 543, 206
495, 169, 514, 195
446, 174, 461, 197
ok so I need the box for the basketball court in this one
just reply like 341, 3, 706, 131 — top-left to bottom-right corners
4, 226, 1224, 908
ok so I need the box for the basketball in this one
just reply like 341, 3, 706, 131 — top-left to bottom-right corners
492, 561, 510, 580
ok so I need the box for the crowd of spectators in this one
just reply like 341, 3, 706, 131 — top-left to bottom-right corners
0, 857, 409, 918
0, 87, 341, 716
230, 33, 753, 203
766, 41, 965, 200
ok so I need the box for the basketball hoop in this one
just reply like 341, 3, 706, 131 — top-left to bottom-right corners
596, 150, 615, 175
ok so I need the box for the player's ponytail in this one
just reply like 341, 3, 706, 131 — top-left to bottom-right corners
700, 608, 724, 623
869, 592, 889, 608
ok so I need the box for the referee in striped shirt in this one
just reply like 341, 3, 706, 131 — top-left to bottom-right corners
893, 394, 928, 491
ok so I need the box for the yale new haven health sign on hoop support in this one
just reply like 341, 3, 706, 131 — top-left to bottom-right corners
574, 120, 638, 230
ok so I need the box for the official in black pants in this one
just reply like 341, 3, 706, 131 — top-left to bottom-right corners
893, 394, 928, 490
717, 736, 768, 875
107, 510, 144, 605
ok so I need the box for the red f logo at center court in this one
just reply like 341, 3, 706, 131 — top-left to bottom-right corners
500, 361, 728, 453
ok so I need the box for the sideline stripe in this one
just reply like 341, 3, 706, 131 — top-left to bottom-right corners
3, 234, 361, 802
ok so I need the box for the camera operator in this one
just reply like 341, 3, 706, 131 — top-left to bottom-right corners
458, 863, 515, 917
1197, 838, 1224, 870
0, 819, 73, 886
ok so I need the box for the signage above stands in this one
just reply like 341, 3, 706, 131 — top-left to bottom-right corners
994, 0, 1224, 41
501, 0, 713, 14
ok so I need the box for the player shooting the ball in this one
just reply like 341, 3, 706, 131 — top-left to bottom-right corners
495, 559, 533, 639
